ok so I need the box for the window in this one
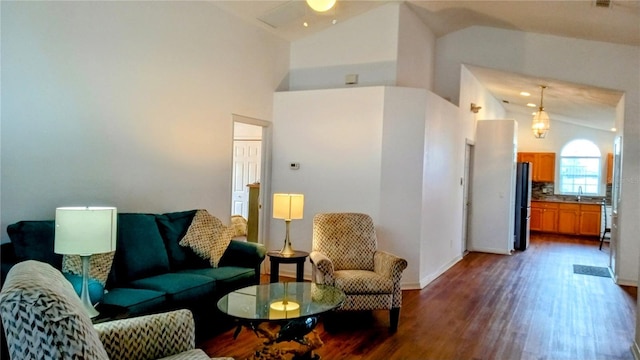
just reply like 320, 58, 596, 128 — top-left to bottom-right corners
559, 139, 601, 195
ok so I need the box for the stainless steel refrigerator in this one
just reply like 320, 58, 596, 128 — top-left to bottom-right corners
514, 162, 532, 251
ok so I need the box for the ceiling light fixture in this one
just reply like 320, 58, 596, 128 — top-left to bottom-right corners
532, 85, 550, 139
306, 0, 336, 12
520, 91, 531, 97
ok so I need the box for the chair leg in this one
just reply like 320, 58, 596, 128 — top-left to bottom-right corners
389, 307, 400, 333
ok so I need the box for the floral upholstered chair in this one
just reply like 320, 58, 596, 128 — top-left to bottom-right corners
0, 260, 232, 360
310, 213, 408, 332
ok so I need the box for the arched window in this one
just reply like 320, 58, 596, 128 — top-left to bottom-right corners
559, 139, 601, 195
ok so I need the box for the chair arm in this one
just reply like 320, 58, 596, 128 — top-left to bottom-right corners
309, 251, 335, 285
94, 309, 198, 360
374, 251, 408, 281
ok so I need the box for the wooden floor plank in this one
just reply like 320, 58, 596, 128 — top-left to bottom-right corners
201, 234, 636, 360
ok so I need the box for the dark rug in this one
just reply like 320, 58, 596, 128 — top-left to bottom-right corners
573, 265, 611, 278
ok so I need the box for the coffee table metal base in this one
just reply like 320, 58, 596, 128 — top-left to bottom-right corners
235, 317, 322, 360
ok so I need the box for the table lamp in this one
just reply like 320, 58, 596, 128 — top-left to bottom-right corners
54, 206, 117, 318
273, 193, 304, 256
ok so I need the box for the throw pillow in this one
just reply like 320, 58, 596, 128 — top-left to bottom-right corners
179, 209, 233, 267
62, 251, 115, 287
62, 273, 105, 305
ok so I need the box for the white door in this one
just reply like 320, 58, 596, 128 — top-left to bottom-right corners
231, 140, 261, 217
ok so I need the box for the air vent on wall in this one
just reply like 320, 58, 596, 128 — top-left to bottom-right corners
595, 0, 611, 8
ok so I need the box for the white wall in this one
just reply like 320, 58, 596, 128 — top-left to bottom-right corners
419, 92, 465, 287
272, 86, 467, 290
289, 3, 400, 90
435, 25, 640, 285
271, 87, 385, 276
1, 1, 289, 242
396, 4, 436, 90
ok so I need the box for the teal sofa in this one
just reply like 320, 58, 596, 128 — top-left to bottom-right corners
0, 209, 266, 337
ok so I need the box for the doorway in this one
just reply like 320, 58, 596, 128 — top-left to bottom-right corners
230, 115, 270, 243
461, 140, 474, 254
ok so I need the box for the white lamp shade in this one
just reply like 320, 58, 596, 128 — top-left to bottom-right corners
306, 0, 336, 12
55, 207, 117, 255
273, 194, 304, 220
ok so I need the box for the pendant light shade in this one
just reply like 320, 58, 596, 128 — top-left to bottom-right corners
306, 0, 336, 12
532, 85, 550, 139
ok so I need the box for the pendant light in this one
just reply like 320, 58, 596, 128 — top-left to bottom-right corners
306, 0, 336, 12
532, 85, 550, 139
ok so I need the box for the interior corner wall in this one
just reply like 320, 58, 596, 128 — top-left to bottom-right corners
395, 3, 436, 90
459, 65, 507, 142
419, 92, 465, 288
0, 1, 289, 242
288, 3, 401, 90
434, 25, 640, 285
379, 87, 428, 288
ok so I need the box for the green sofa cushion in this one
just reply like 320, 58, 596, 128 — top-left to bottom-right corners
112, 214, 170, 285
7, 221, 62, 268
155, 210, 209, 271
128, 273, 215, 303
178, 266, 255, 294
101, 288, 166, 316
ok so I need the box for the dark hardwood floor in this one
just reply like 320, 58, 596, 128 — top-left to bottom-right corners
201, 234, 637, 360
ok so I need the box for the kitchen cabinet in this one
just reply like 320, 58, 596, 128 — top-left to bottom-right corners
531, 201, 558, 232
517, 152, 555, 182
579, 204, 602, 236
558, 203, 579, 234
606, 153, 613, 184
532, 201, 601, 237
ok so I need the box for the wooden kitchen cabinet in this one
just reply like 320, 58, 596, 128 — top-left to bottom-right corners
606, 153, 613, 184
533, 201, 602, 237
517, 152, 556, 182
531, 201, 558, 233
579, 204, 602, 236
558, 204, 580, 234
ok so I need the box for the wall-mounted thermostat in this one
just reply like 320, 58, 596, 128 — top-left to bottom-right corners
290, 162, 300, 170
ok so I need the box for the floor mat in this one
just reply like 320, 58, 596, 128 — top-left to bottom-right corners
573, 265, 611, 278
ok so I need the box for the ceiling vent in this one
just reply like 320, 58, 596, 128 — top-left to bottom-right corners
595, 0, 611, 8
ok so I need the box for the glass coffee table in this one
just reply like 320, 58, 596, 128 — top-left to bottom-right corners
217, 282, 345, 360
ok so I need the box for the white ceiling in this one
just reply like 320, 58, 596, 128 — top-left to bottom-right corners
213, 0, 638, 131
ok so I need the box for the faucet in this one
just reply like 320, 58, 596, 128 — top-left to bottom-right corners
577, 186, 583, 202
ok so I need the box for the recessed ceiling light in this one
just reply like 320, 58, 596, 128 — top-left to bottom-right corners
526, 103, 537, 108
611, 127, 617, 132
520, 91, 531, 97
303, 21, 309, 27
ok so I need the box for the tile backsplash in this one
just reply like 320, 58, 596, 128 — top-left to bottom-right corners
531, 181, 612, 205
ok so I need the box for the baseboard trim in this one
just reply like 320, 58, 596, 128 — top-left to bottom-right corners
416, 254, 463, 289
631, 341, 640, 360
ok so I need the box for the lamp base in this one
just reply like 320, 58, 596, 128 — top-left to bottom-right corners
80, 255, 100, 318
280, 220, 295, 256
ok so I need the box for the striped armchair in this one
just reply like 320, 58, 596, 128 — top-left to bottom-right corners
0, 260, 231, 360
310, 213, 408, 332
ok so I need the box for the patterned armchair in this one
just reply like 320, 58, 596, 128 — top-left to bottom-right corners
0, 260, 232, 360
310, 213, 408, 332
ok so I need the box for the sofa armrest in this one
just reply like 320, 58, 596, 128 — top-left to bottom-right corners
0, 243, 18, 286
94, 309, 202, 360
219, 240, 266, 282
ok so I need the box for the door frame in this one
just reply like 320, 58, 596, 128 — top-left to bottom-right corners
231, 114, 272, 246
461, 139, 475, 255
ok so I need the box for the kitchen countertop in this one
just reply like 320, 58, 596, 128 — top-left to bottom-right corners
532, 197, 607, 205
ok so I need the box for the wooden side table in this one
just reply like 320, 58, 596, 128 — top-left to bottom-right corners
267, 250, 309, 283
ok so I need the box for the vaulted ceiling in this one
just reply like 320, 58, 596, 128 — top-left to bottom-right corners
214, 1, 639, 130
